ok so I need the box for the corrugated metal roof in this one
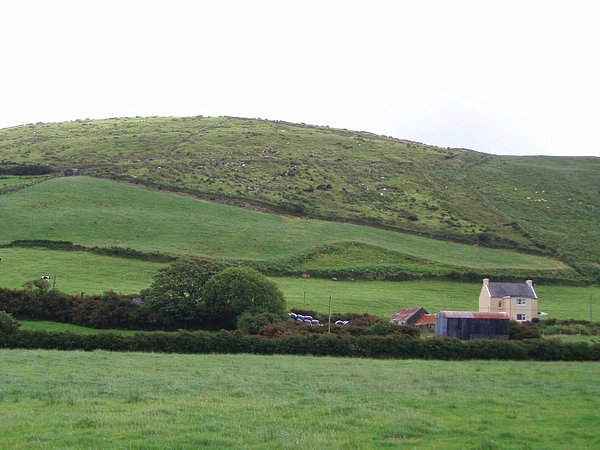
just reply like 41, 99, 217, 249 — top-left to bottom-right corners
438, 311, 510, 320
390, 308, 426, 322
415, 314, 436, 326
488, 282, 537, 299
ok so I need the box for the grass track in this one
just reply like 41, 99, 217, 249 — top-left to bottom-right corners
0, 349, 598, 449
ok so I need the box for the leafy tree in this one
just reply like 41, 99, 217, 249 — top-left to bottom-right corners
203, 267, 287, 328
0, 311, 19, 334
141, 257, 228, 328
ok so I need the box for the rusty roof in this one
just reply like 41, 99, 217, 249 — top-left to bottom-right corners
415, 314, 436, 326
390, 307, 427, 322
438, 311, 510, 320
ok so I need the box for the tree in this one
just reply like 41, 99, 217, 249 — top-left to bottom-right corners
203, 267, 287, 328
141, 257, 228, 328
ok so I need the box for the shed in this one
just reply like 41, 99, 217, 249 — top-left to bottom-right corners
414, 314, 436, 333
390, 307, 428, 325
435, 311, 510, 340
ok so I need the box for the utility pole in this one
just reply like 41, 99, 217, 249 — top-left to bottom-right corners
328, 295, 332, 333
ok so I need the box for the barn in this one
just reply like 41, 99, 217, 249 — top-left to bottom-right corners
435, 311, 510, 340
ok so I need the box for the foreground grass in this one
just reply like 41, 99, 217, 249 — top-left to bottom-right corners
0, 349, 598, 449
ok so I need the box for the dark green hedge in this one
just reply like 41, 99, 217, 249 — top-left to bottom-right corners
1, 330, 598, 361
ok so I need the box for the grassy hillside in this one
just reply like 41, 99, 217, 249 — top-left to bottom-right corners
1, 350, 599, 449
466, 156, 600, 278
0, 177, 573, 282
1, 116, 598, 279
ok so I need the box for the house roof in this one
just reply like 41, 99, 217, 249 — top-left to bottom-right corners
438, 311, 510, 320
487, 282, 537, 299
415, 314, 436, 326
390, 307, 427, 322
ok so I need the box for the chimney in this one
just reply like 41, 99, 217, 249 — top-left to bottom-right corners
526, 279, 533, 287
483, 278, 489, 285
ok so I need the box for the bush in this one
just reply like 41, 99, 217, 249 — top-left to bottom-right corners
237, 311, 282, 334
510, 321, 541, 340
0, 311, 19, 334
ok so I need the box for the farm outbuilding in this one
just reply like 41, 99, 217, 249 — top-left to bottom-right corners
435, 311, 510, 340
414, 314, 436, 333
390, 307, 428, 325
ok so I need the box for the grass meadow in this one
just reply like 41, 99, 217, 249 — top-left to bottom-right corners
0, 247, 166, 294
0, 349, 599, 449
279, 277, 600, 320
17, 320, 137, 335
0, 175, 48, 191
0, 247, 597, 320
0, 176, 569, 271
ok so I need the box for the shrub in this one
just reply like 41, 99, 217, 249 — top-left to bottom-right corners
0, 311, 19, 334
237, 311, 283, 334
510, 321, 541, 340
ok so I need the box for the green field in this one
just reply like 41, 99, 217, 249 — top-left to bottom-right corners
17, 320, 137, 335
0, 246, 596, 320
0, 176, 571, 275
0, 349, 598, 449
279, 277, 600, 320
0, 175, 49, 191
0, 247, 165, 294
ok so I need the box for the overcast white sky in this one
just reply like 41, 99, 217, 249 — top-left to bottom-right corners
1, 0, 599, 156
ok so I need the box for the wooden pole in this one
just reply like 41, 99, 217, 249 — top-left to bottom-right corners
328, 295, 332, 333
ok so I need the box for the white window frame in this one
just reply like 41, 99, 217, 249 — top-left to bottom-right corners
516, 298, 527, 306
516, 313, 527, 321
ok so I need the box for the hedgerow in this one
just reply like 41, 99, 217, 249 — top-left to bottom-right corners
1, 329, 598, 361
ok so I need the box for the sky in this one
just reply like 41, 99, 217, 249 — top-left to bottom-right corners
1, 0, 599, 156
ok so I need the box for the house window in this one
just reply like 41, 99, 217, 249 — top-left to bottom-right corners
516, 313, 527, 321
498, 300, 502, 307
516, 299, 527, 306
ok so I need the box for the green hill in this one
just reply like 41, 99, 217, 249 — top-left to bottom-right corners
0, 116, 598, 280
0, 177, 573, 284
